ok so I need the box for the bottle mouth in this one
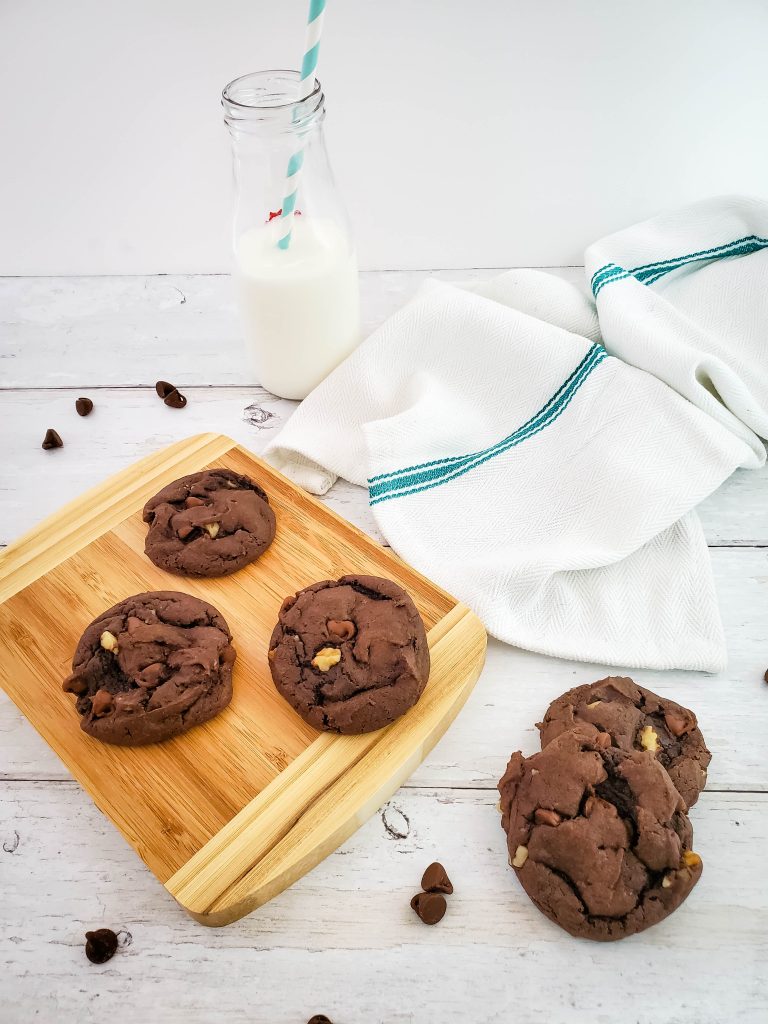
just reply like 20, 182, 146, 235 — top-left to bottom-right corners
222, 70, 324, 133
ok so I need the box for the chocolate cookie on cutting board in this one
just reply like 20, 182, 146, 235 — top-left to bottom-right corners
498, 727, 702, 941
268, 575, 430, 734
62, 591, 236, 746
538, 676, 711, 808
142, 468, 275, 577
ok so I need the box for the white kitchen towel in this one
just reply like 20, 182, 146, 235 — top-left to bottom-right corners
587, 195, 768, 462
265, 197, 768, 672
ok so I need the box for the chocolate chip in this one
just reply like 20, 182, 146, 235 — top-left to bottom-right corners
41, 428, 63, 450
185, 495, 206, 508
421, 861, 453, 894
307, 1017, 333, 1024
327, 619, 356, 642
84, 928, 119, 964
155, 380, 176, 398
91, 689, 116, 717
663, 708, 695, 737
410, 890, 447, 925
534, 808, 562, 826
75, 397, 94, 417
62, 672, 88, 696
164, 388, 187, 409
764, 668, 768, 684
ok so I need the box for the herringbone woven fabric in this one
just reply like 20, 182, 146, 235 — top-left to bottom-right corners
265, 198, 768, 671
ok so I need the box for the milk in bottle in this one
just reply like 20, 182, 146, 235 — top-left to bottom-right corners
235, 216, 359, 400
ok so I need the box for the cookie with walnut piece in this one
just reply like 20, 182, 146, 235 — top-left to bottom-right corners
268, 575, 430, 734
498, 727, 702, 941
537, 676, 711, 808
62, 591, 236, 746
142, 468, 275, 577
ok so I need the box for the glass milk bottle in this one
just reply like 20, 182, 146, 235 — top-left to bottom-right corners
222, 70, 360, 400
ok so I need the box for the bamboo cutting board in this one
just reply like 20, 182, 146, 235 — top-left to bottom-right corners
0, 434, 486, 925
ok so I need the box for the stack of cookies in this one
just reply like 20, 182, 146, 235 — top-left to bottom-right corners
498, 676, 711, 941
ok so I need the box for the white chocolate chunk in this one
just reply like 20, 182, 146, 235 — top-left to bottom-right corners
512, 845, 529, 868
100, 630, 119, 653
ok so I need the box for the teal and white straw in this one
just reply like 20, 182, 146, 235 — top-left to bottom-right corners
277, 0, 326, 250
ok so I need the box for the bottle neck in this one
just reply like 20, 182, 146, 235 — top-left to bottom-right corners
222, 70, 325, 140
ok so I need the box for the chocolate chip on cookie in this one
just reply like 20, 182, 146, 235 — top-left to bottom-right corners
268, 575, 430, 734
142, 469, 275, 577
498, 727, 702, 941
62, 591, 236, 746
537, 677, 711, 808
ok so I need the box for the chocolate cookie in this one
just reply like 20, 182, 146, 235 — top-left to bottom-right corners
268, 575, 430, 734
62, 592, 236, 746
498, 728, 702, 941
537, 677, 711, 808
142, 469, 275, 577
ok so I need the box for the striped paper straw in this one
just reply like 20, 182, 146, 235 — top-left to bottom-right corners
277, 0, 326, 250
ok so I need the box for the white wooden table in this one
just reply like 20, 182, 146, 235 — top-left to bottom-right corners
1, 272, 766, 1024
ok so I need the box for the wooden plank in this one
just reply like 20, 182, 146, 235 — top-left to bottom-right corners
1, 782, 765, 1023
0, 388, 389, 548
1, 387, 765, 549
0, 269, 556, 388
167, 604, 485, 923
2, 546, 765, 793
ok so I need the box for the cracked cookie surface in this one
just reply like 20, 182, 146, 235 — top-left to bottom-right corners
62, 591, 236, 746
498, 727, 702, 941
537, 676, 711, 808
142, 469, 276, 577
268, 575, 430, 734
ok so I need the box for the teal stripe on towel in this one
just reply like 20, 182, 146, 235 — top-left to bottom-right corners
591, 233, 768, 297
369, 343, 603, 488
369, 343, 607, 506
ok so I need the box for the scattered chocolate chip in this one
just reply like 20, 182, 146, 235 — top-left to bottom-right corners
307, 1017, 333, 1024
164, 388, 187, 409
764, 668, 768, 684
421, 861, 453, 895
75, 397, 94, 417
84, 928, 119, 964
410, 890, 447, 925
155, 379, 187, 408
41, 428, 63, 450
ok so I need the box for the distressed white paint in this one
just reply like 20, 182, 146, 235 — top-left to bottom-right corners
1, 273, 766, 1023
0, 269, 537, 388
0, 786, 765, 1024
1, 272, 766, 546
